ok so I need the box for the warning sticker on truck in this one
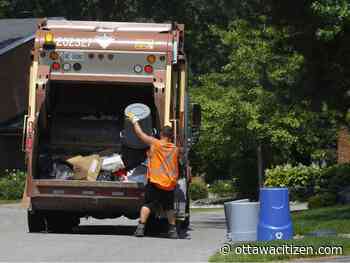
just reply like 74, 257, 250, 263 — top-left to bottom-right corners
134, 40, 154, 50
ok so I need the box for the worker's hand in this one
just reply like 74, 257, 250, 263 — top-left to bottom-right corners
126, 112, 139, 124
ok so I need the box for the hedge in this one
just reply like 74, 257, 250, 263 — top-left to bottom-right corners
0, 170, 26, 200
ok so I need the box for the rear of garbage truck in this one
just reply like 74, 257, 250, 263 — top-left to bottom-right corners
22, 20, 201, 233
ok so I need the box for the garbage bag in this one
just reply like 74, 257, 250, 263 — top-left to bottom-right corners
50, 160, 74, 180
112, 169, 128, 182
67, 154, 102, 181
101, 154, 125, 172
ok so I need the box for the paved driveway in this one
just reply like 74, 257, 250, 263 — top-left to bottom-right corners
0, 204, 226, 262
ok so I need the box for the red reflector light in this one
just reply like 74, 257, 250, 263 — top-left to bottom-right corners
26, 137, 33, 151
144, 65, 153, 74
51, 62, 60, 71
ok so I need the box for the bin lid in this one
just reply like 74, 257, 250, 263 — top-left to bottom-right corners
124, 103, 151, 121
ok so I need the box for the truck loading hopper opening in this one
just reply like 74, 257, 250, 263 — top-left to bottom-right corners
34, 81, 159, 179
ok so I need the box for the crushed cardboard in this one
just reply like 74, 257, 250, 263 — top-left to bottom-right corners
67, 154, 102, 181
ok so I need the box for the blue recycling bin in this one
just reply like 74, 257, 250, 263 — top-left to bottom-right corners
257, 187, 293, 241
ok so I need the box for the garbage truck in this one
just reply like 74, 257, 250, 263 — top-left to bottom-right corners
22, 19, 201, 233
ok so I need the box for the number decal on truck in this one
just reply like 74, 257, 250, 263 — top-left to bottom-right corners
56, 37, 93, 48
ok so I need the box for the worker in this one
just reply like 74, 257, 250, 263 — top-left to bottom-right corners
127, 112, 179, 239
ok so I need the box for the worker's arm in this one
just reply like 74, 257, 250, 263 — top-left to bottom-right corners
127, 112, 157, 146
132, 121, 158, 146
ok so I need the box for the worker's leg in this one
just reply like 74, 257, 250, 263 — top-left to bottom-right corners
163, 189, 178, 239
135, 183, 156, 237
139, 206, 151, 224
166, 209, 176, 225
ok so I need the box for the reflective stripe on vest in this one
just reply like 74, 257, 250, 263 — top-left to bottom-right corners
151, 147, 177, 177
148, 143, 178, 190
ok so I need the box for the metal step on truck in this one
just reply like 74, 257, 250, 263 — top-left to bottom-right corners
22, 19, 201, 233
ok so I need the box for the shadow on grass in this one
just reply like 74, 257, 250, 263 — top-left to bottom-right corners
293, 206, 350, 221
292, 205, 350, 235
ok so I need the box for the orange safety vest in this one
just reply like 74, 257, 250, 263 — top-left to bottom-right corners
147, 140, 179, 191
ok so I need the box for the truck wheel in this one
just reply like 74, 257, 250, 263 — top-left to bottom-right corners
46, 213, 79, 233
27, 210, 46, 233
145, 216, 168, 234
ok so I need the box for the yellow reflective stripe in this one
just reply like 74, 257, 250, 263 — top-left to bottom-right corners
150, 148, 178, 178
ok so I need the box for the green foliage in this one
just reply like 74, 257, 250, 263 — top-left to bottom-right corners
308, 192, 337, 209
0, 170, 26, 200
312, 0, 350, 41
265, 164, 322, 188
265, 163, 350, 201
191, 19, 337, 191
318, 164, 350, 193
189, 177, 208, 201
265, 164, 323, 201
209, 180, 236, 197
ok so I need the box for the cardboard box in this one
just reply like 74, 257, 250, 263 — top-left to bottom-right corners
67, 154, 102, 181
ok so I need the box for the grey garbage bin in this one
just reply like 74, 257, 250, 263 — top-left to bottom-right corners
224, 200, 259, 241
123, 103, 153, 149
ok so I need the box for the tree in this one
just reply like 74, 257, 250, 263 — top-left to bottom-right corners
190, 19, 338, 198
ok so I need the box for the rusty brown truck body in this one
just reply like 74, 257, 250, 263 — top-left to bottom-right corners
23, 20, 201, 233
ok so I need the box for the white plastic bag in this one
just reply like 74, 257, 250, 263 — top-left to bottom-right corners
101, 154, 125, 172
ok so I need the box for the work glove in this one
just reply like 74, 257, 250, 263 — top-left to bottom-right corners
126, 112, 139, 124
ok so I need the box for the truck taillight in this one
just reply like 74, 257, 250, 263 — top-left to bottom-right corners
144, 65, 153, 74
51, 62, 60, 71
63, 63, 71, 71
26, 137, 33, 151
146, 55, 156, 64
73, 63, 82, 71
49, 51, 59, 60
44, 32, 54, 44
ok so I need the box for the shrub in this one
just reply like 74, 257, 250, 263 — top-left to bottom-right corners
0, 170, 26, 200
265, 164, 322, 201
316, 164, 350, 193
190, 177, 208, 200
209, 180, 236, 197
308, 192, 337, 209
265, 163, 350, 202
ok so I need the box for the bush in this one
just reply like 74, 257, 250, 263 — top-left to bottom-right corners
316, 164, 350, 193
308, 192, 337, 209
190, 177, 208, 200
0, 170, 26, 200
265, 163, 350, 202
209, 180, 236, 197
265, 164, 322, 201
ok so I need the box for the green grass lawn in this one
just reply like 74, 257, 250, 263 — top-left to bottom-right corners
0, 200, 20, 205
211, 205, 350, 262
293, 205, 350, 235
190, 207, 224, 213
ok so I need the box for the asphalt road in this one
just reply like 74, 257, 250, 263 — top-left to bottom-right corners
0, 204, 226, 262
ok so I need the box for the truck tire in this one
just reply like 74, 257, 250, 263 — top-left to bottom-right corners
27, 210, 46, 233
46, 212, 80, 233
145, 216, 168, 234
